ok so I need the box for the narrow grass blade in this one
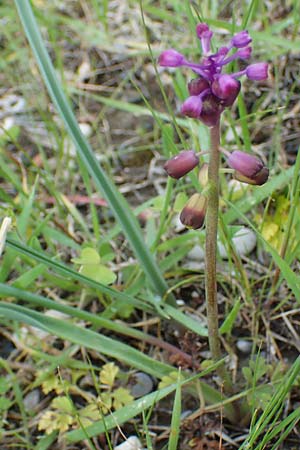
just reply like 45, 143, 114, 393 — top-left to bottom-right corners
14, 0, 175, 305
0, 302, 173, 378
168, 373, 181, 450
6, 237, 150, 310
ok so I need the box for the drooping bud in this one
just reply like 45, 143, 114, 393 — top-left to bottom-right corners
246, 62, 268, 80
188, 77, 210, 96
180, 193, 207, 229
231, 30, 252, 48
211, 74, 241, 106
198, 163, 209, 187
158, 49, 185, 67
233, 167, 269, 185
164, 150, 199, 179
196, 23, 213, 54
181, 95, 203, 118
227, 150, 269, 185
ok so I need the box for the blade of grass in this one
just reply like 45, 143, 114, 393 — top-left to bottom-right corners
14, 0, 175, 306
6, 237, 151, 310
168, 372, 181, 450
0, 302, 173, 378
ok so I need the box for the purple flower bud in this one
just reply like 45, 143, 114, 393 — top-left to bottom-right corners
158, 49, 185, 67
188, 77, 210, 96
164, 150, 199, 179
231, 30, 252, 48
181, 95, 203, 118
227, 150, 268, 183
237, 46, 252, 60
211, 74, 241, 106
233, 166, 269, 185
180, 193, 207, 229
196, 23, 213, 54
199, 93, 223, 126
246, 62, 268, 80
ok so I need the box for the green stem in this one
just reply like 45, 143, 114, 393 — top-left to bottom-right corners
205, 121, 233, 394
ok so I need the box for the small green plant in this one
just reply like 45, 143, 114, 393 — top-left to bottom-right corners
72, 246, 116, 285
38, 362, 134, 434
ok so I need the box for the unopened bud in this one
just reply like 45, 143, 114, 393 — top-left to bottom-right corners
164, 150, 199, 179
211, 74, 241, 106
246, 62, 268, 81
181, 96, 203, 118
158, 49, 185, 67
188, 77, 210, 96
231, 30, 252, 48
180, 193, 207, 229
233, 166, 269, 185
227, 150, 264, 178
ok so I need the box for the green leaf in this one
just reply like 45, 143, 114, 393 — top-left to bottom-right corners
52, 396, 73, 414
219, 299, 241, 335
99, 363, 119, 388
14, 0, 176, 306
80, 264, 116, 285
112, 387, 133, 410
72, 247, 101, 265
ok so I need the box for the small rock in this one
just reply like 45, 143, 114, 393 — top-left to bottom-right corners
187, 226, 257, 262
219, 227, 257, 258
114, 436, 144, 450
236, 340, 252, 354
130, 372, 153, 398
24, 389, 40, 411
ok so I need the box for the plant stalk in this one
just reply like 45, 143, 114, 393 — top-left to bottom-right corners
205, 121, 233, 394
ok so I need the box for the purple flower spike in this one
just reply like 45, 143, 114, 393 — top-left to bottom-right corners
159, 24, 268, 126
231, 30, 252, 48
246, 63, 268, 80
211, 75, 241, 106
180, 193, 207, 229
164, 150, 199, 179
158, 49, 185, 67
196, 23, 213, 54
181, 95, 203, 118
227, 150, 268, 185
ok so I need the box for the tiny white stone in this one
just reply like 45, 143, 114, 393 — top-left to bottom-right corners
231, 227, 257, 257
114, 436, 144, 450
236, 340, 252, 354
186, 227, 257, 262
187, 245, 205, 261
172, 214, 186, 233
79, 122, 92, 137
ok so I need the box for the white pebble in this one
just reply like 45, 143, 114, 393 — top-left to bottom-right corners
114, 436, 144, 450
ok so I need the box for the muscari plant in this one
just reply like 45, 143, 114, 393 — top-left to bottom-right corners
159, 24, 268, 391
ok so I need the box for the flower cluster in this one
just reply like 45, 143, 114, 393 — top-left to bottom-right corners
160, 24, 269, 229
159, 24, 268, 126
